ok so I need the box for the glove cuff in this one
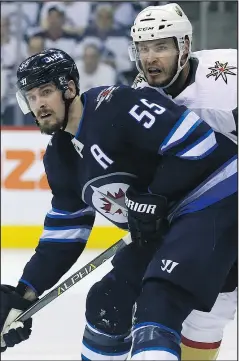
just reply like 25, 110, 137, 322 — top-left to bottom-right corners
16, 282, 38, 302
1, 285, 34, 311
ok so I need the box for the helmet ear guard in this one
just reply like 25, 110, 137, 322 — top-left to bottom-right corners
128, 42, 137, 62
56, 74, 80, 97
55, 74, 78, 132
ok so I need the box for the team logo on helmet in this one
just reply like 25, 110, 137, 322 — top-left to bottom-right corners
175, 6, 183, 17
206, 61, 237, 84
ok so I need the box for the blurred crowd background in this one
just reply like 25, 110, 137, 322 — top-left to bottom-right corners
1, 1, 237, 126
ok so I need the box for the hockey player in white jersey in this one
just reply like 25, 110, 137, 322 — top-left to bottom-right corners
129, 3, 237, 360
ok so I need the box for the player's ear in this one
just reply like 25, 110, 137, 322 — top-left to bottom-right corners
66, 80, 77, 99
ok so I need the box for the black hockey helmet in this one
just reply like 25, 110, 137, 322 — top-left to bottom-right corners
16, 48, 80, 130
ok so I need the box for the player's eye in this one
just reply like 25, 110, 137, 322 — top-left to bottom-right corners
156, 45, 168, 51
139, 46, 148, 53
42, 88, 52, 96
26, 95, 35, 102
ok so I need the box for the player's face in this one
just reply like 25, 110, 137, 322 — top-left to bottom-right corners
25, 83, 65, 135
137, 38, 179, 87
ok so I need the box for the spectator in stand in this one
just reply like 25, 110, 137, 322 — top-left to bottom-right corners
90, 2, 136, 29
28, 35, 45, 56
75, 43, 117, 93
79, 4, 132, 75
111, 2, 136, 28
40, 1, 92, 35
1, 64, 8, 118
1, 2, 41, 35
27, 4, 80, 59
1, 15, 27, 125
1, 15, 27, 68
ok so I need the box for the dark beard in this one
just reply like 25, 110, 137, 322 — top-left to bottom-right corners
146, 62, 178, 88
39, 121, 63, 135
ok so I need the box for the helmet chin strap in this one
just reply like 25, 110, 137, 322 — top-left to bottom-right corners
161, 51, 189, 89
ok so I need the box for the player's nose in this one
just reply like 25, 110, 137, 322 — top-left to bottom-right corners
146, 48, 157, 63
36, 97, 47, 110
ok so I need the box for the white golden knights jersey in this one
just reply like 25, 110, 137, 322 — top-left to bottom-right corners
132, 49, 238, 144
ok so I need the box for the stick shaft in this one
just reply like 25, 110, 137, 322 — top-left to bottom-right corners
16, 237, 128, 322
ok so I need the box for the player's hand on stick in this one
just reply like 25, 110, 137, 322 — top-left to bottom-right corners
0, 285, 36, 352
125, 186, 169, 247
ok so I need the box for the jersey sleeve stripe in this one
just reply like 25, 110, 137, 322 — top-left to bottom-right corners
51, 208, 71, 214
175, 172, 237, 216
82, 341, 129, 359
43, 225, 92, 231
44, 214, 94, 228
169, 155, 237, 221
159, 110, 202, 153
40, 237, 88, 243
47, 206, 95, 219
175, 129, 217, 159
40, 227, 91, 242
18, 279, 38, 293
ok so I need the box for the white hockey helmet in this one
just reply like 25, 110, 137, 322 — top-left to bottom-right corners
129, 3, 193, 88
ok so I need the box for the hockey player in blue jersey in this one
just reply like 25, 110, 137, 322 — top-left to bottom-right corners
0, 49, 237, 360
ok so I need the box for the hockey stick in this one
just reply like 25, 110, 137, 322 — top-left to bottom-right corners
15, 234, 131, 323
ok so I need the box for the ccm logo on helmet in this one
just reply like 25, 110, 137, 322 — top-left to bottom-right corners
125, 196, 157, 214
138, 27, 154, 31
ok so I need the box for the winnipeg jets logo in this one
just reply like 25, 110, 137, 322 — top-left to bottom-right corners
95, 187, 127, 216
91, 184, 128, 220
206, 61, 237, 84
82, 173, 137, 229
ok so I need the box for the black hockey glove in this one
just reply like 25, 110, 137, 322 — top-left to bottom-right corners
125, 186, 169, 247
1, 284, 36, 352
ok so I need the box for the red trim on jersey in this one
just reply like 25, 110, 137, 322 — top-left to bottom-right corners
181, 335, 222, 349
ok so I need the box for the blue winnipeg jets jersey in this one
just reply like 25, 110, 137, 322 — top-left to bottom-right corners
19, 85, 237, 296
